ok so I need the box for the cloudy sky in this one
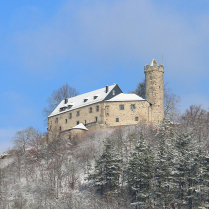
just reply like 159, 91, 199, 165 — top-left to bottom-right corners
0, 0, 209, 153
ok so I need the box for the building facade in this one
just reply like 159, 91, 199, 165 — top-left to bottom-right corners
48, 59, 164, 137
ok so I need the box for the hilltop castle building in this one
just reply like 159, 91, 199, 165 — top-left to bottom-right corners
48, 59, 164, 137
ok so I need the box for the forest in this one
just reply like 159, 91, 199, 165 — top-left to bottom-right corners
0, 104, 208, 209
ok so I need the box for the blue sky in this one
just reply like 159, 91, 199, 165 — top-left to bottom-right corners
0, 0, 209, 153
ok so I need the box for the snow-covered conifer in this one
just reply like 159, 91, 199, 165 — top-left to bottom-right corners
126, 134, 153, 208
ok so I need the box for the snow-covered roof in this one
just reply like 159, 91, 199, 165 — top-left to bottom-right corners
49, 84, 117, 117
107, 93, 145, 102
71, 123, 88, 131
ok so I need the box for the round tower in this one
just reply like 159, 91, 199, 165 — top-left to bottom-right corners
144, 59, 164, 123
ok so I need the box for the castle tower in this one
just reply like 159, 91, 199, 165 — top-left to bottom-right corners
144, 59, 164, 123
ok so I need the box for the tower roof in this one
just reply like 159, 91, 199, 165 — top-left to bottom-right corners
150, 59, 157, 66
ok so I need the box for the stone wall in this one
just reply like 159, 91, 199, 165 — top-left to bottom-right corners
48, 101, 104, 132
103, 100, 151, 126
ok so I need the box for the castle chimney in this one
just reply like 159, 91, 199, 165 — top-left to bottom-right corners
106, 85, 108, 93
64, 98, 68, 104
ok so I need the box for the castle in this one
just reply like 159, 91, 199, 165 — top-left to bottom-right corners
48, 59, 164, 138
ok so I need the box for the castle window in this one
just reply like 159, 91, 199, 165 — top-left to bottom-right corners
84, 99, 88, 102
69, 113, 72, 119
112, 90, 115, 95
68, 105, 73, 109
76, 111, 80, 117
94, 96, 98, 99
135, 117, 138, 121
85, 120, 86, 125
131, 104, 135, 109
77, 121, 79, 125
120, 105, 124, 110
89, 107, 92, 113
65, 119, 67, 124
55, 118, 58, 123
96, 105, 99, 112
116, 118, 119, 122
60, 127, 62, 131
95, 117, 97, 122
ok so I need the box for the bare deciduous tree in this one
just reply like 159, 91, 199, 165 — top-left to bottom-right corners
13, 127, 36, 153
164, 83, 181, 120
42, 83, 79, 124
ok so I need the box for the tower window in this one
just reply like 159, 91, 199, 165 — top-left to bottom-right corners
116, 118, 119, 122
69, 113, 72, 119
95, 117, 97, 122
77, 121, 79, 125
96, 105, 99, 112
85, 120, 86, 125
89, 107, 92, 113
76, 111, 80, 117
135, 117, 138, 121
131, 104, 135, 109
65, 119, 67, 124
120, 105, 124, 110
55, 118, 58, 123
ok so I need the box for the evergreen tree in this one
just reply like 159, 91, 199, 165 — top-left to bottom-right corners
126, 134, 153, 208
89, 138, 122, 196
172, 133, 198, 208
154, 119, 175, 208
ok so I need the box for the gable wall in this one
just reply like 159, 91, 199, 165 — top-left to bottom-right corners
103, 100, 152, 126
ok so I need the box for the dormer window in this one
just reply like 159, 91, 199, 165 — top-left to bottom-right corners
68, 105, 73, 109
84, 99, 88, 102
94, 96, 98, 100
60, 107, 67, 112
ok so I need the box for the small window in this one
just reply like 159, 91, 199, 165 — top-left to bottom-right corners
68, 105, 73, 109
65, 119, 67, 124
55, 118, 58, 123
131, 104, 135, 109
96, 105, 99, 112
76, 111, 80, 117
69, 113, 72, 119
77, 121, 79, 125
135, 117, 138, 121
89, 107, 92, 113
84, 99, 88, 102
120, 105, 124, 110
95, 117, 97, 122
116, 118, 119, 122
112, 90, 115, 95
94, 96, 98, 99
60, 127, 62, 131
85, 120, 86, 125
